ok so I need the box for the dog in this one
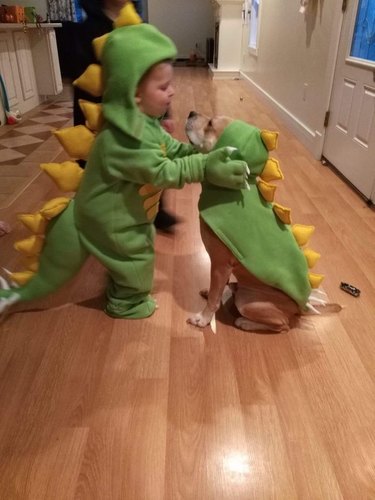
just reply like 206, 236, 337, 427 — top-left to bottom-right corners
185, 111, 332, 332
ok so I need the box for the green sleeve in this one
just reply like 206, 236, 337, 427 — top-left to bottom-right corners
161, 128, 195, 158
102, 132, 206, 188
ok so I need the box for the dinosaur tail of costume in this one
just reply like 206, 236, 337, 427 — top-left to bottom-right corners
0, 146, 91, 313
0, 201, 89, 309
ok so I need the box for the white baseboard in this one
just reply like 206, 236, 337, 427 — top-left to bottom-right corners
208, 64, 240, 80
240, 71, 324, 159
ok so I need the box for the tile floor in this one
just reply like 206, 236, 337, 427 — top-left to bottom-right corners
0, 95, 73, 209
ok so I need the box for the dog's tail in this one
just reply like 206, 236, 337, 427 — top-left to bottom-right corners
304, 289, 343, 315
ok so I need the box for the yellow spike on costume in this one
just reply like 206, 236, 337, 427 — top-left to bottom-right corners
54, 126, 95, 160
273, 203, 292, 225
40, 161, 84, 192
9, 270, 36, 286
303, 248, 321, 268
92, 33, 109, 61
17, 212, 47, 234
39, 197, 71, 220
114, 2, 142, 28
260, 130, 279, 151
260, 158, 284, 182
257, 179, 277, 202
309, 272, 325, 288
79, 100, 104, 132
21, 255, 39, 272
73, 64, 103, 97
14, 235, 44, 256
292, 224, 315, 246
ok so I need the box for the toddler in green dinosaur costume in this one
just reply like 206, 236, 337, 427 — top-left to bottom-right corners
0, 5, 250, 319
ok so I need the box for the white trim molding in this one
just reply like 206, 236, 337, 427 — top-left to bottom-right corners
240, 71, 324, 159
209, 65, 240, 79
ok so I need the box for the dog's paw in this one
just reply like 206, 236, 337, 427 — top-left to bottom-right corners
187, 312, 212, 328
0, 293, 20, 314
0, 274, 21, 315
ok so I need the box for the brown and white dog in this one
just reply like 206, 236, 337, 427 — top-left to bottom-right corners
185, 112, 333, 333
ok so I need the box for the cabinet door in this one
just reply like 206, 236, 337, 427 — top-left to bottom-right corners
13, 30, 39, 105
29, 28, 63, 95
0, 32, 22, 110
47, 29, 63, 95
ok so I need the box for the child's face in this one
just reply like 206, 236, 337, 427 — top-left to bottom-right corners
135, 62, 174, 118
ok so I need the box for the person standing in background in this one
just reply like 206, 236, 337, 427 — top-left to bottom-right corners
72, 0, 134, 126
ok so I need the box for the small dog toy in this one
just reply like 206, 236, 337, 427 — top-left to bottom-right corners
340, 282, 360, 297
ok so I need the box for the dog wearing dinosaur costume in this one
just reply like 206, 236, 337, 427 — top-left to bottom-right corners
185, 112, 339, 332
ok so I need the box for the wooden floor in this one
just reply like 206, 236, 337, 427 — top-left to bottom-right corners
0, 67, 374, 499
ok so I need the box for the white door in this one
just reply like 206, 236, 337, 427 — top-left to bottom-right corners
241, 0, 261, 57
323, 0, 375, 202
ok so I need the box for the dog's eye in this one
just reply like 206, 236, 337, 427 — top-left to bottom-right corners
207, 119, 212, 127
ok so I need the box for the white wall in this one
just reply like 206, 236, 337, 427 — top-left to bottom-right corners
148, 0, 214, 59
4, 0, 48, 19
241, 0, 343, 157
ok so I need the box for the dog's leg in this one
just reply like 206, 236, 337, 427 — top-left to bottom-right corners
187, 261, 233, 327
234, 312, 290, 333
188, 220, 235, 327
233, 284, 298, 333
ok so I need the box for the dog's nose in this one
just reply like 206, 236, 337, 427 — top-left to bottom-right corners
188, 111, 197, 119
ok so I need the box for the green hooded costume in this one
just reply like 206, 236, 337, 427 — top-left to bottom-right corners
198, 120, 324, 310
0, 4, 249, 318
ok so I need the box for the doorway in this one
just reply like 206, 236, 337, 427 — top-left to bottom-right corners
323, 0, 375, 203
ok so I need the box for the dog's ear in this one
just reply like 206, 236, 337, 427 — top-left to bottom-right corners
209, 116, 233, 137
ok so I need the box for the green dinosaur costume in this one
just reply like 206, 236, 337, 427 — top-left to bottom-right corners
198, 120, 323, 310
0, 4, 249, 318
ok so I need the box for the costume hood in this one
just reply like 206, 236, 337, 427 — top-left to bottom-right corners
101, 23, 177, 141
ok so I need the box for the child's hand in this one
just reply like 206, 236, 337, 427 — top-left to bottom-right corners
205, 147, 250, 190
